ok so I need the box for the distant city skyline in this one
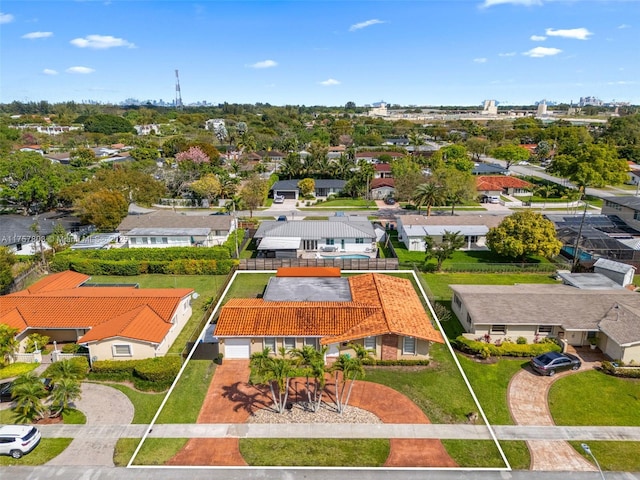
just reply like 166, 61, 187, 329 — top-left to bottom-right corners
1, 0, 638, 107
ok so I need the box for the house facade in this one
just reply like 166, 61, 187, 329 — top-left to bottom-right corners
370, 178, 395, 200
601, 196, 640, 232
450, 283, 640, 364
254, 218, 377, 259
117, 210, 236, 248
270, 179, 346, 200
2, 271, 194, 361
475, 176, 532, 202
396, 214, 506, 251
214, 269, 444, 362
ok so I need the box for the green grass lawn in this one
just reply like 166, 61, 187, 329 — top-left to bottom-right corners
102, 384, 164, 424
239, 439, 389, 466
0, 438, 73, 466
117, 438, 188, 466
222, 272, 271, 302
569, 441, 640, 471
300, 199, 376, 208
441, 440, 515, 468
156, 360, 215, 423
0, 408, 85, 425
549, 370, 640, 426
0, 363, 39, 379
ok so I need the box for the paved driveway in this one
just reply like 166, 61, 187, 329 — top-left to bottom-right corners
47, 383, 134, 466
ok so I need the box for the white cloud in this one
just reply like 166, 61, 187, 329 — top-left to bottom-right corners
247, 59, 278, 69
498, 52, 517, 57
480, 0, 542, 8
473, 58, 488, 63
22, 31, 53, 39
43, 69, 58, 75
319, 78, 340, 86
530, 35, 546, 41
0, 12, 14, 24
618, 24, 630, 29
523, 46, 562, 57
545, 27, 592, 40
349, 19, 384, 32
70, 34, 135, 49
66, 66, 95, 74
607, 80, 637, 85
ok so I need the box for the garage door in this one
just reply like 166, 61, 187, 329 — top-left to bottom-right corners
224, 338, 251, 359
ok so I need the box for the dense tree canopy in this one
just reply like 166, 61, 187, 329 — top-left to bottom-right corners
486, 211, 562, 260
84, 114, 135, 135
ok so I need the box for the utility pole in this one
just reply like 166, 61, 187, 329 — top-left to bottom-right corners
571, 191, 589, 273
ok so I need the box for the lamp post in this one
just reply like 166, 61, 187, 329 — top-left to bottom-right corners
581, 443, 605, 480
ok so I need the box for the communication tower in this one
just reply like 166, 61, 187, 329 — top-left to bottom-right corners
175, 69, 183, 110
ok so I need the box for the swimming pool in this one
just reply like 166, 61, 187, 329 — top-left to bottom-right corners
321, 254, 371, 259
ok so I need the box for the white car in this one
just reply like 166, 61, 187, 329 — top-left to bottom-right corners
0, 425, 41, 459
517, 161, 530, 166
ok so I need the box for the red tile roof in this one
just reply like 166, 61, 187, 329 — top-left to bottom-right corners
371, 178, 395, 189
1, 271, 193, 345
215, 273, 443, 345
374, 163, 392, 172
476, 176, 532, 191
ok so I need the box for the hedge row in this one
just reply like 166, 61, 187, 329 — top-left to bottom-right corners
55, 246, 232, 262
601, 361, 640, 378
454, 336, 561, 358
50, 257, 237, 275
91, 356, 181, 383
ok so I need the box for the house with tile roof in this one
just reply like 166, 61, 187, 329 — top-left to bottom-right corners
396, 214, 506, 251
253, 218, 377, 259
370, 178, 395, 200
1, 271, 194, 361
215, 270, 444, 361
117, 210, 236, 248
475, 176, 532, 202
451, 283, 640, 364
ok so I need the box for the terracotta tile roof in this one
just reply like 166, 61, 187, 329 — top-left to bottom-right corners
371, 178, 395, 189
215, 273, 443, 345
374, 163, 392, 172
276, 267, 341, 277
2, 271, 193, 345
19, 271, 90, 295
476, 176, 532, 191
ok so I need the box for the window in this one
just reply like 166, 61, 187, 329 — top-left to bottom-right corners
325, 238, 335, 245
304, 337, 319, 349
491, 325, 507, 334
284, 337, 296, 350
635, 211, 640, 221
453, 294, 462, 309
150, 237, 157, 244
403, 337, 416, 355
537, 325, 553, 334
466, 313, 472, 325
303, 240, 317, 250
355, 238, 364, 244
142, 237, 148, 244
264, 337, 276, 352
130, 238, 137, 245
464, 235, 478, 244
605, 200, 621, 211
112, 344, 132, 357
162, 237, 168, 244
364, 336, 376, 350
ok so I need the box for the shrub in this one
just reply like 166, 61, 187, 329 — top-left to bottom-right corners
516, 337, 527, 345
133, 357, 181, 383
454, 336, 561, 358
601, 361, 640, 378
25, 333, 50, 353
89, 356, 181, 390
61, 343, 88, 354
43, 357, 89, 380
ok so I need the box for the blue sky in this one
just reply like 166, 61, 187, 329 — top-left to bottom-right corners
1, 0, 638, 107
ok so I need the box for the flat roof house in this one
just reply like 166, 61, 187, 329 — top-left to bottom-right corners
270, 179, 346, 200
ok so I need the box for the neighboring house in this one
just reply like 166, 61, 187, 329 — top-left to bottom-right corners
256, 150, 285, 163
117, 210, 236, 248
355, 151, 404, 163
450, 282, 640, 364
18, 145, 44, 155
44, 152, 72, 165
214, 268, 444, 361
475, 176, 532, 202
471, 163, 509, 176
254, 218, 377, 259
134, 124, 160, 135
1, 271, 194, 361
270, 179, 346, 200
374, 163, 393, 179
71, 233, 122, 251
601, 196, 640, 232
370, 178, 395, 200
383, 138, 410, 147
0, 212, 92, 255
396, 214, 506, 251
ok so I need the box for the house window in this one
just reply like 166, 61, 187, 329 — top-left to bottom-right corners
356, 238, 364, 244
303, 240, 318, 250
284, 337, 296, 351
605, 200, 621, 211
264, 337, 276, 352
162, 237, 168, 244
453, 294, 462, 309
491, 325, 507, 334
466, 313, 472, 325
130, 238, 137, 244
150, 237, 157, 244
142, 237, 148, 244
634, 211, 640, 221
402, 337, 416, 355
537, 325, 553, 334
464, 235, 478, 244
112, 344, 132, 357
364, 336, 376, 350
326, 238, 335, 245
304, 338, 319, 349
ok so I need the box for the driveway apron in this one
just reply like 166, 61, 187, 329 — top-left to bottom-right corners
47, 383, 134, 466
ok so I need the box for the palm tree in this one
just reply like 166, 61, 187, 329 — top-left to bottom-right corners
290, 345, 327, 412
47, 358, 87, 382
49, 378, 82, 417
0, 325, 20, 367
409, 131, 425, 154
280, 153, 304, 179
348, 342, 375, 365
334, 154, 355, 179
330, 354, 366, 414
413, 182, 445, 216
249, 348, 294, 414
535, 184, 556, 210
11, 374, 47, 423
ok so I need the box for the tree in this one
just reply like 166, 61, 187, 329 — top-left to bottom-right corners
413, 181, 445, 216
84, 114, 134, 135
490, 144, 530, 169
535, 184, 556, 210
129, 146, 159, 164
486, 211, 562, 261
11, 374, 47, 423
176, 146, 210, 164
0, 325, 19, 366
69, 147, 96, 167
239, 175, 268, 217
190, 174, 222, 206
49, 377, 82, 417
0, 247, 16, 293
391, 157, 426, 201
25, 333, 49, 353
47, 223, 72, 252
74, 189, 128, 231
249, 348, 293, 414
297, 178, 315, 197
330, 353, 366, 414
424, 230, 465, 272
434, 167, 476, 215
290, 345, 327, 413
466, 137, 491, 161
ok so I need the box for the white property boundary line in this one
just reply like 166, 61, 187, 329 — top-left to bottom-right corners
127, 269, 510, 472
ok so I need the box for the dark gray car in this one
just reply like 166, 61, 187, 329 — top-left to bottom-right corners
530, 351, 581, 376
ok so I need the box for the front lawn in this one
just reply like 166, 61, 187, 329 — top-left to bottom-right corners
549, 370, 640, 426
103, 384, 164, 424
0, 408, 85, 425
569, 441, 640, 471
0, 438, 73, 466
118, 438, 188, 466
441, 440, 523, 468
156, 360, 215, 423
0, 362, 39, 379
222, 272, 271, 301
239, 439, 389, 466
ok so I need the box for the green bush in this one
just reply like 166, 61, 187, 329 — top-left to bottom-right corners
516, 337, 527, 345
454, 336, 561, 358
90, 356, 181, 389
601, 361, 640, 378
133, 357, 181, 383
42, 357, 89, 380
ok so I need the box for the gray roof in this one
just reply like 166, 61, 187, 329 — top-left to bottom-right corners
599, 303, 640, 346
0, 212, 88, 247
594, 258, 636, 274
472, 163, 509, 175
117, 211, 233, 233
398, 214, 506, 227
450, 284, 640, 333
254, 220, 375, 240
271, 179, 346, 191
257, 237, 301, 250
557, 272, 624, 290
403, 225, 489, 237
602, 196, 640, 210
127, 227, 211, 237
264, 277, 352, 302
71, 233, 119, 250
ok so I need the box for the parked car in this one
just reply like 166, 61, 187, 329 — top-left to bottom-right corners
277, 215, 287, 221
273, 195, 285, 204
0, 425, 41, 458
0, 381, 13, 402
530, 351, 581, 376
384, 197, 396, 205
41, 378, 53, 392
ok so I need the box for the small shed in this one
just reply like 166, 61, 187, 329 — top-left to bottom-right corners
594, 258, 636, 287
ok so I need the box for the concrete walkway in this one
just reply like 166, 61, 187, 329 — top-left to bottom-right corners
507, 349, 603, 471
46, 383, 134, 467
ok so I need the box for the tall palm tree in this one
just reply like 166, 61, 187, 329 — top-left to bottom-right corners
330, 354, 365, 414
409, 131, 425, 154
335, 154, 355, 179
535, 184, 556, 210
0, 325, 20, 367
413, 182, 445, 216
280, 153, 304, 179
250, 348, 294, 414
290, 345, 327, 412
